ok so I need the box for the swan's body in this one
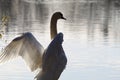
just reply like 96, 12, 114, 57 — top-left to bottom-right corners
0, 12, 67, 79
35, 33, 67, 80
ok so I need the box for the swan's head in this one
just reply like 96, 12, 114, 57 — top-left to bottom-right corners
52, 12, 66, 20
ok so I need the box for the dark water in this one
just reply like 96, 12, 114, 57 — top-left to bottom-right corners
0, 0, 120, 80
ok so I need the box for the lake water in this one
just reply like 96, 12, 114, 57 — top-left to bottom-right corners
0, 0, 120, 80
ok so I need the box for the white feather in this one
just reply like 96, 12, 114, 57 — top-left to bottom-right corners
0, 32, 44, 71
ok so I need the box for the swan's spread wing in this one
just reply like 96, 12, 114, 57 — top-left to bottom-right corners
0, 32, 44, 71
0, 36, 24, 62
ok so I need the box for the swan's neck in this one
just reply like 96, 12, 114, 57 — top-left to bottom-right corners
50, 17, 58, 40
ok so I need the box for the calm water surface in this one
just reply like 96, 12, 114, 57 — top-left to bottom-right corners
0, 0, 120, 80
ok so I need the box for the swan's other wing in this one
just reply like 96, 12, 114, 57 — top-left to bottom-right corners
42, 33, 67, 71
0, 32, 44, 71
38, 33, 67, 80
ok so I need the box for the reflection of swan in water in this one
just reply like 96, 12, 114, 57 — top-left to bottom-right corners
35, 33, 67, 80
0, 12, 67, 79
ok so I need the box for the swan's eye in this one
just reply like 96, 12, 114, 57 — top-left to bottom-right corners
60, 14, 63, 18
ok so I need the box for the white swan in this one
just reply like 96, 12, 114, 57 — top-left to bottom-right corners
35, 33, 67, 80
0, 12, 67, 79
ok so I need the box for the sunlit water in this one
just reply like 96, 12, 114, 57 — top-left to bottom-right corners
0, 0, 120, 80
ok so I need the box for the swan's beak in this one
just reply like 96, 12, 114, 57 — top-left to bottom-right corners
61, 17, 66, 20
